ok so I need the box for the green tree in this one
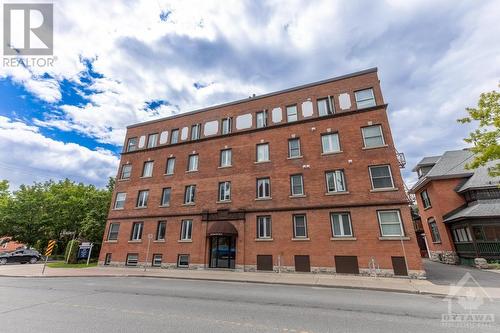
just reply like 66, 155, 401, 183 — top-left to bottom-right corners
458, 84, 500, 176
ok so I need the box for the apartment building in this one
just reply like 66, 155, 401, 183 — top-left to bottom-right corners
99, 68, 424, 277
410, 149, 500, 264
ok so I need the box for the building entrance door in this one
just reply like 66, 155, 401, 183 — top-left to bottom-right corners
209, 236, 236, 269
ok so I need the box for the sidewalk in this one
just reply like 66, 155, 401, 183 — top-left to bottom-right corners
1, 263, 499, 298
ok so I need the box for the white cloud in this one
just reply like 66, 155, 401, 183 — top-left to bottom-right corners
0, 116, 119, 189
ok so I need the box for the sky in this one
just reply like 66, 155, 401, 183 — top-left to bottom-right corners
0, 0, 499, 190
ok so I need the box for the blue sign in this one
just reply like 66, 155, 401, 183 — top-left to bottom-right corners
77, 246, 90, 259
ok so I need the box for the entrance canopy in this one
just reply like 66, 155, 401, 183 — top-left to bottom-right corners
207, 221, 238, 236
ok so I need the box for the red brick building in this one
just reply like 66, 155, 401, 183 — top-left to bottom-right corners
99, 68, 424, 277
410, 149, 500, 264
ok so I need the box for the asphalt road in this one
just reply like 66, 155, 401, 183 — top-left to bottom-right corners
0, 277, 498, 333
423, 259, 500, 287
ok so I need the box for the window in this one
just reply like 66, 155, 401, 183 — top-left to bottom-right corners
288, 138, 301, 158
120, 164, 132, 180
156, 221, 166, 241
290, 174, 304, 196
331, 213, 353, 237
378, 211, 404, 237
220, 149, 232, 167
126, 253, 138, 266
421, 190, 431, 209
180, 220, 192, 240
107, 223, 120, 241
161, 188, 171, 206
218, 181, 231, 202
355, 88, 376, 109
453, 227, 472, 243
256, 111, 267, 128
321, 133, 340, 153
362, 125, 385, 148
256, 143, 270, 162
127, 137, 137, 152
187, 154, 199, 171
114, 192, 126, 209
130, 222, 144, 241
136, 190, 149, 207
104, 253, 112, 265
286, 105, 298, 122
191, 124, 201, 140
428, 218, 441, 243
170, 129, 179, 144
317, 97, 334, 116
369, 165, 394, 189
142, 161, 154, 177
177, 254, 189, 268
184, 185, 196, 204
221, 118, 232, 135
325, 170, 346, 193
152, 254, 162, 267
256, 178, 271, 199
257, 216, 271, 239
293, 215, 307, 238
165, 157, 175, 175
147, 133, 158, 148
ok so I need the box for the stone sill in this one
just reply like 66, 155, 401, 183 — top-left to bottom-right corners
362, 144, 388, 150
254, 160, 271, 164
128, 240, 142, 243
291, 238, 310, 241
163, 173, 174, 176
330, 237, 357, 241
154, 240, 166, 243
134, 207, 148, 210
255, 197, 272, 201
218, 165, 232, 169
117, 178, 130, 182
321, 151, 343, 156
182, 203, 196, 206
139, 176, 153, 179
178, 240, 193, 243
159, 205, 170, 208
255, 238, 273, 242
325, 191, 349, 196
216, 200, 232, 204
112, 208, 124, 211
287, 156, 303, 160
289, 194, 306, 198
185, 170, 198, 173
423, 206, 432, 211
370, 188, 398, 193
104, 240, 118, 243
379, 236, 410, 241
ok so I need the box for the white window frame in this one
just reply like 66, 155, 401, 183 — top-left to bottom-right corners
330, 213, 353, 237
191, 124, 201, 140
177, 254, 189, 267
256, 143, 270, 162
288, 138, 301, 158
147, 133, 158, 148
161, 187, 171, 206
136, 190, 149, 208
321, 133, 341, 154
152, 254, 162, 267
428, 218, 441, 243
107, 223, 120, 241
317, 97, 334, 116
170, 129, 179, 144
127, 137, 137, 152
325, 170, 346, 193
290, 174, 304, 196
220, 149, 232, 167
218, 181, 231, 202
257, 178, 271, 199
369, 165, 395, 190
142, 161, 154, 178
187, 154, 199, 172
114, 192, 126, 209
180, 220, 193, 240
126, 253, 138, 266
221, 118, 232, 135
257, 216, 272, 239
256, 111, 267, 128
421, 190, 431, 209
355, 88, 376, 109
184, 185, 196, 204
130, 222, 143, 241
156, 221, 166, 241
362, 125, 385, 148
293, 215, 308, 238
286, 105, 298, 122
377, 210, 404, 237
165, 157, 175, 175
120, 164, 132, 179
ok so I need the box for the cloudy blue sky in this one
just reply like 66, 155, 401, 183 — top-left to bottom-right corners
1, 0, 499, 189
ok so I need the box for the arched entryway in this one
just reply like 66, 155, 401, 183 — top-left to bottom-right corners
207, 221, 238, 269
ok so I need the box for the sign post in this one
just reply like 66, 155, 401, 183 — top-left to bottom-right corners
42, 239, 56, 274
62, 231, 76, 264
86, 243, 94, 266
144, 234, 153, 272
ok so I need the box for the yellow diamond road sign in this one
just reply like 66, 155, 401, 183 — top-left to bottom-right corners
44, 240, 56, 256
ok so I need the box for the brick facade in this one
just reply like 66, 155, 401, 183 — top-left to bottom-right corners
99, 68, 424, 277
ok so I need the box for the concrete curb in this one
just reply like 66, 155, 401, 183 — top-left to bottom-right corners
0, 273, 446, 297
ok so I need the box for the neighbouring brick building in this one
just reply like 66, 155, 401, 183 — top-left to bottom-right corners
410, 149, 500, 265
99, 68, 424, 277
